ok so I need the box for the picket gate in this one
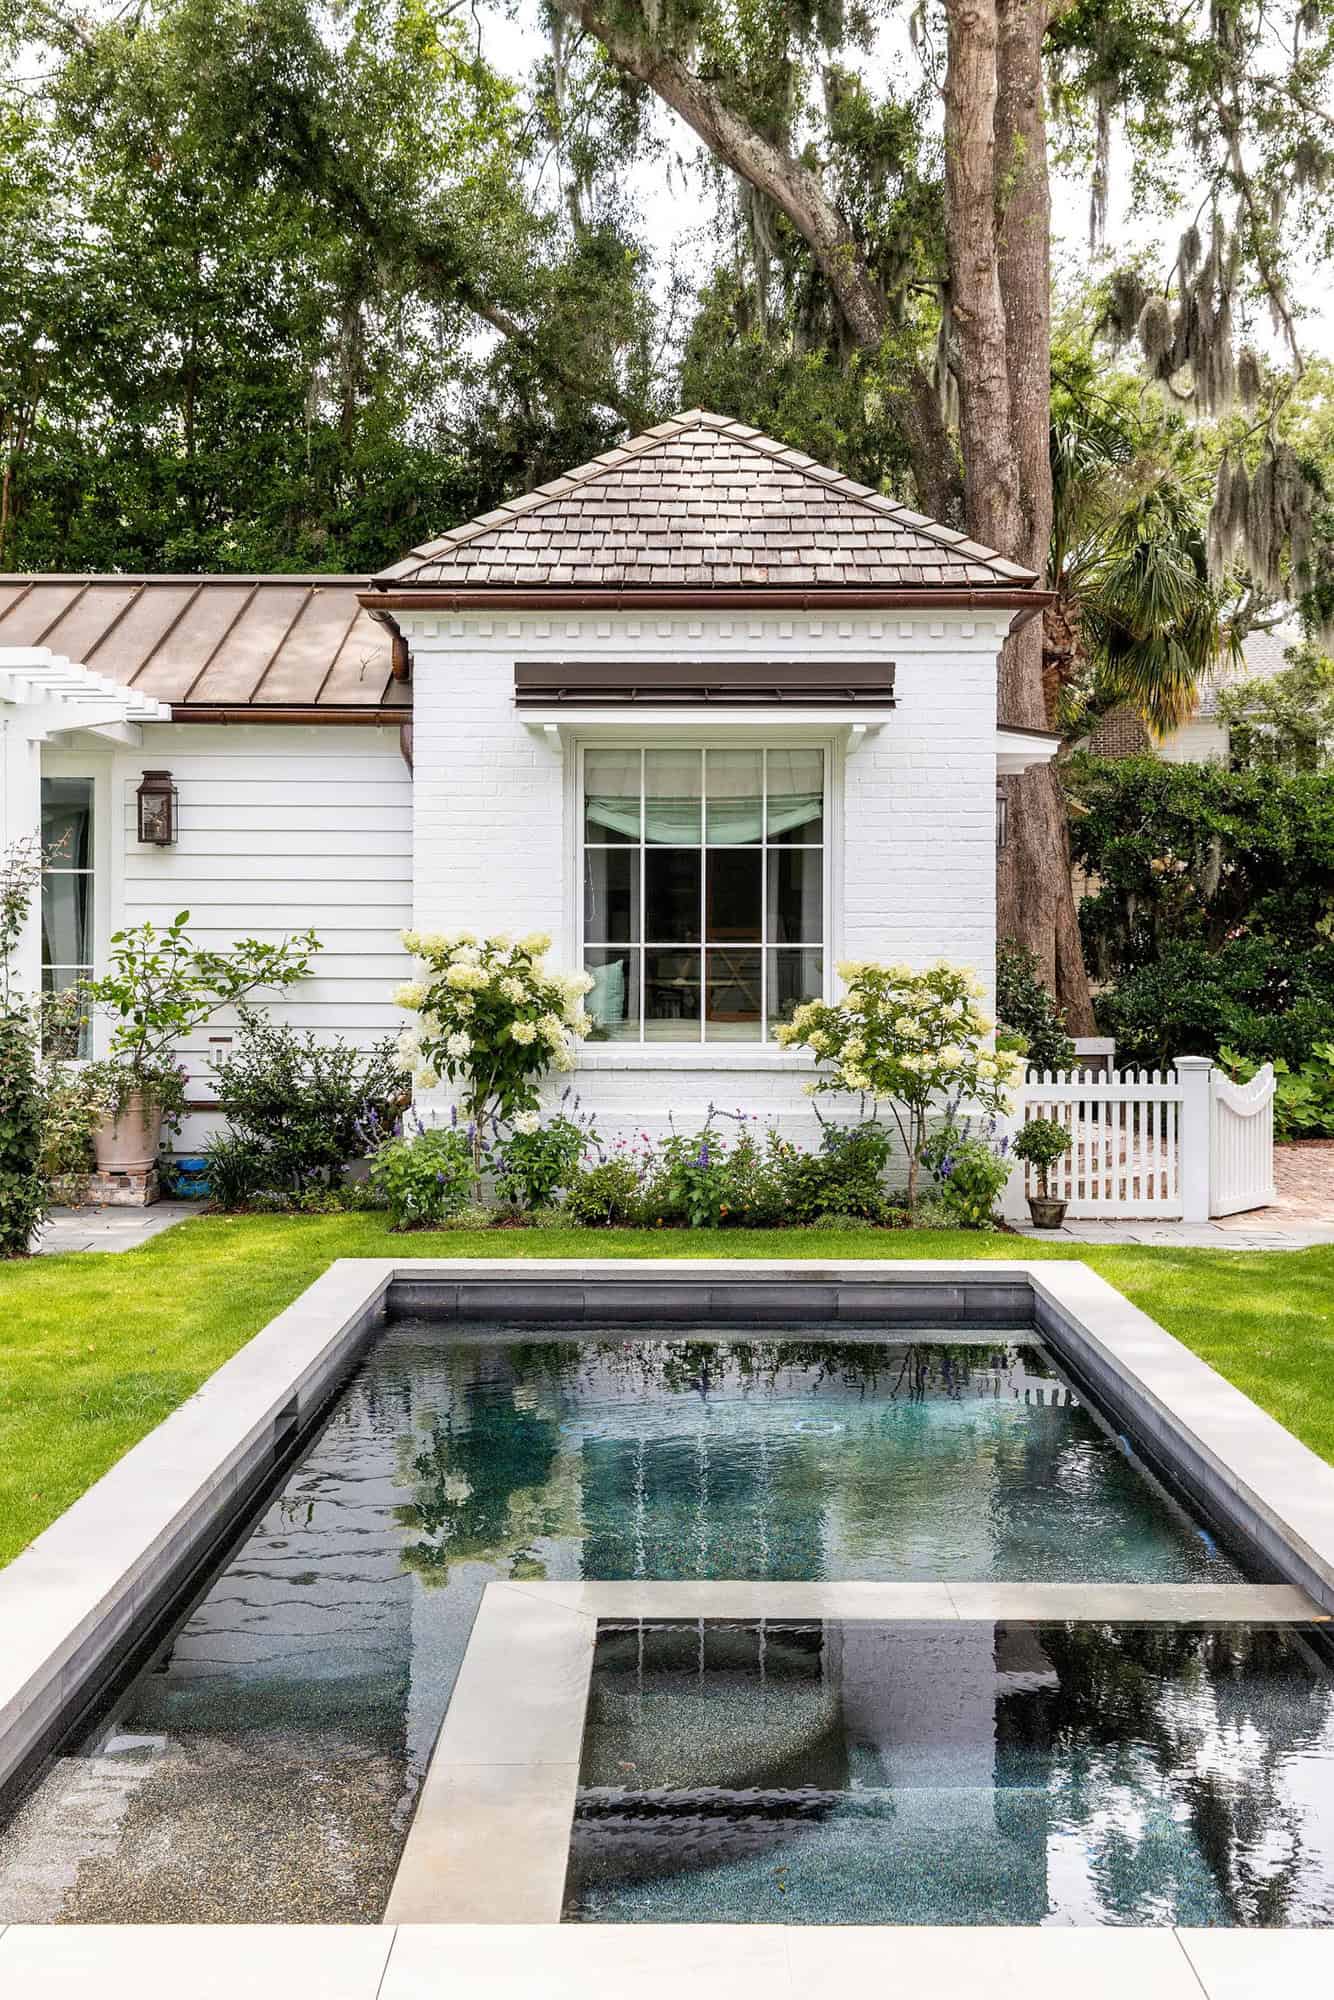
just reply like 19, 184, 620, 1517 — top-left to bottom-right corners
1004, 1057, 1276, 1222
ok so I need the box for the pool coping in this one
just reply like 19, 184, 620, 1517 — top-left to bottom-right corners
5, 1255, 1334, 1814
383, 1576, 1329, 1926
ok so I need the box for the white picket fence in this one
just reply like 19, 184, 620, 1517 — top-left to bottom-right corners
1003, 1056, 1275, 1222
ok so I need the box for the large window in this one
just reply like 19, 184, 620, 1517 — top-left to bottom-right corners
582, 746, 825, 1043
41, 776, 94, 1058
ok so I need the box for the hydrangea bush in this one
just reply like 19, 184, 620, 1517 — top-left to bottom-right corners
775, 959, 1022, 1215
395, 930, 593, 1168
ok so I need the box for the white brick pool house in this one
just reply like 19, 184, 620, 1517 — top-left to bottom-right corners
0, 409, 1057, 1152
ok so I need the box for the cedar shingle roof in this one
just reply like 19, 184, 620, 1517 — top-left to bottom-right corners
373, 409, 1037, 594
0, 575, 404, 712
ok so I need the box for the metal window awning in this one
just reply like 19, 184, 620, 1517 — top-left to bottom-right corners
513, 659, 896, 708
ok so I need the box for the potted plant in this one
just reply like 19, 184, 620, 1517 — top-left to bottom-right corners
1011, 1116, 1073, 1228
84, 912, 320, 1178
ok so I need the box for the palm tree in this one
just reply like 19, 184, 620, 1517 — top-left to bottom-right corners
1045, 393, 1239, 740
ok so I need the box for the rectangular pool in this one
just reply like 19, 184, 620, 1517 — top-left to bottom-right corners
0, 1323, 1253, 1923
566, 1617, 1334, 1927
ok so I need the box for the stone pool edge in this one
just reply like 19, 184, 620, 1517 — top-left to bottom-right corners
5, 1255, 1334, 1806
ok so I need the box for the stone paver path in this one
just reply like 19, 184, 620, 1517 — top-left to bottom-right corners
33, 1201, 197, 1254
1011, 1142, 1334, 1249
1217, 1139, 1334, 1229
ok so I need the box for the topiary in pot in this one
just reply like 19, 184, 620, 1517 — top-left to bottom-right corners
1011, 1116, 1073, 1229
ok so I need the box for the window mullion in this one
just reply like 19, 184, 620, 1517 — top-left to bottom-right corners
639, 748, 646, 1044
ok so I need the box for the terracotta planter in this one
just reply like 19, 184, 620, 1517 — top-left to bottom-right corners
93, 1091, 164, 1175
1027, 1193, 1068, 1230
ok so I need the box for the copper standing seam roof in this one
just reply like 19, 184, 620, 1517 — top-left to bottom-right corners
368, 408, 1044, 608
0, 575, 406, 718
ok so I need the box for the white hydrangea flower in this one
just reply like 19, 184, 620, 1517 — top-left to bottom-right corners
446, 1031, 472, 1059
538, 1012, 566, 1046
519, 930, 553, 956
509, 1020, 537, 1045
490, 931, 513, 950
394, 981, 425, 1011
500, 975, 526, 1003
444, 1475, 473, 1504
939, 1044, 963, 1069
445, 963, 487, 991
401, 929, 422, 954
416, 1066, 440, 1090
418, 931, 449, 955
553, 1046, 576, 1072
512, 1110, 542, 1136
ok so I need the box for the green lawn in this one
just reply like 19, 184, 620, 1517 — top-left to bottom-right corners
1, 1214, 1331, 1568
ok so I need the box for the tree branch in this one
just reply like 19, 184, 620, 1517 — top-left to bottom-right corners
548, 0, 963, 522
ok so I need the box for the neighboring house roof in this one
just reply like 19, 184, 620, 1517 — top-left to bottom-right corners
0, 575, 405, 716
370, 408, 1040, 602
1196, 624, 1298, 717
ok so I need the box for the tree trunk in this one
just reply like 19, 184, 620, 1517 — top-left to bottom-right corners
558, 0, 1094, 1024
944, 0, 1095, 1030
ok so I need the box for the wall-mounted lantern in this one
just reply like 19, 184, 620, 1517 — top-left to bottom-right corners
136, 769, 178, 845
995, 778, 1010, 853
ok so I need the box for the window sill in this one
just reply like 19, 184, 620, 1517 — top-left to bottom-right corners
576, 1045, 816, 1072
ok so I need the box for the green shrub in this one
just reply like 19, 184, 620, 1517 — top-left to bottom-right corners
493, 1113, 590, 1211
769, 1121, 893, 1224
563, 1157, 645, 1226
0, 1011, 45, 1255
1097, 937, 1334, 1072
206, 1014, 406, 1203
1222, 1042, 1334, 1140
996, 939, 1075, 1074
368, 1124, 477, 1229
0, 838, 45, 1256
921, 1124, 1011, 1228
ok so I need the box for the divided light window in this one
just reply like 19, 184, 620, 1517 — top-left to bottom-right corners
41, 776, 94, 1058
582, 747, 824, 1044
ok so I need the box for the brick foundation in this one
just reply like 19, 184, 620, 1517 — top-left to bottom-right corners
85, 1165, 160, 1208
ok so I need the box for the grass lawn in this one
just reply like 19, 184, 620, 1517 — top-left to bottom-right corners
1, 1213, 1331, 1567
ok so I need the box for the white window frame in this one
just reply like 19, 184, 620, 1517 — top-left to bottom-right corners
39, 751, 112, 1061
571, 735, 838, 1051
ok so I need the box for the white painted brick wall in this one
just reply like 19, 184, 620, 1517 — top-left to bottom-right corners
403, 610, 1005, 1147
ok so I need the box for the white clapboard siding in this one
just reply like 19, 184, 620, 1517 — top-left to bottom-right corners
114, 724, 412, 1152
125, 853, 412, 884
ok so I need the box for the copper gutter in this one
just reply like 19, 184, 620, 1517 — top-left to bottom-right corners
168, 704, 410, 725
362, 586, 1053, 634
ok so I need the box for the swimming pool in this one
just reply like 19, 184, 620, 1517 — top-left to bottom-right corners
566, 1617, 1334, 1927
0, 1321, 1252, 1923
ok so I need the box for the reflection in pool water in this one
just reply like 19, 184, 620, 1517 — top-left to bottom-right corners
567, 1619, 1334, 1927
0, 1326, 1247, 1923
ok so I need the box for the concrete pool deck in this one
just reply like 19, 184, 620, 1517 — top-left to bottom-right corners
0, 1919, 1331, 1996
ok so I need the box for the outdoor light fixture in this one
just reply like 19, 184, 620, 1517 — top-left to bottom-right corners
995, 779, 1009, 853
136, 769, 178, 846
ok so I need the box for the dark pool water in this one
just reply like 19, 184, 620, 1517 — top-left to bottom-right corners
0, 1324, 1245, 1923
566, 1619, 1334, 1927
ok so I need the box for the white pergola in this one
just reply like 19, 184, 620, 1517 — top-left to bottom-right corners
0, 646, 172, 995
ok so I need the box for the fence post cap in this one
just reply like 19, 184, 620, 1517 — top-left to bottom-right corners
1173, 1055, 1214, 1072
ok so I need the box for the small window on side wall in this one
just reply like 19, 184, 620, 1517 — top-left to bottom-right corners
582, 747, 825, 1045
40, 776, 94, 1058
